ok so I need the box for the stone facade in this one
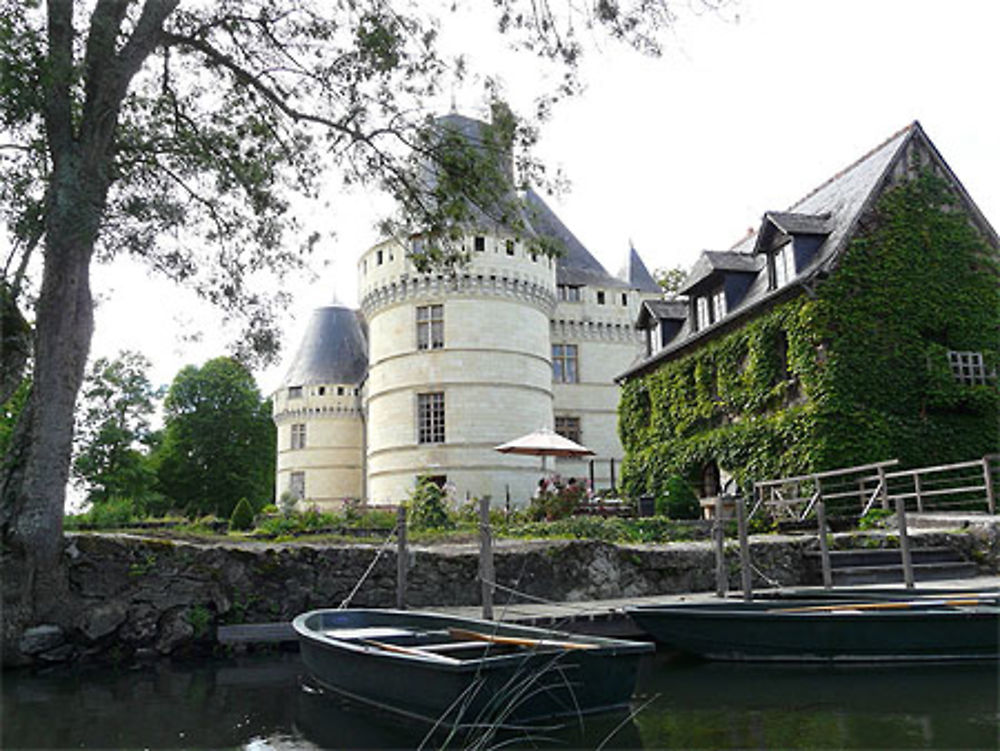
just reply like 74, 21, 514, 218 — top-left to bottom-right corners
275, 212, 660, 509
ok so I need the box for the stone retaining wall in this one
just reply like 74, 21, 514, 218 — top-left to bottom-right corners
11, 524, 997, 667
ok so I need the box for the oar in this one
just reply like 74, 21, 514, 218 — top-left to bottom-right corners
447, 627, 596, 650
362, 639, 463, 664
773, 598, 985, 614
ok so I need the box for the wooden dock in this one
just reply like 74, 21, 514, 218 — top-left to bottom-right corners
216, 574, 1000, 645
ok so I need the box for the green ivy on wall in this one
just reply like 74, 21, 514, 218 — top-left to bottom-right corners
619, 170, 999, 499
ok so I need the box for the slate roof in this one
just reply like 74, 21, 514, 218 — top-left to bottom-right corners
678, 251, 764, 294
280, 304, 368, 388
523, 188, 629, 289
637, 299, 688, 328
617, 245, 662, 293
619, 121, 998, 382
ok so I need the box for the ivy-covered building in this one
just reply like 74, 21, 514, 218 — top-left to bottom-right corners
617, 122, 999, 501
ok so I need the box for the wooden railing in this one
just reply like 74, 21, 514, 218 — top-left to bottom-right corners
751, 455, 998, 521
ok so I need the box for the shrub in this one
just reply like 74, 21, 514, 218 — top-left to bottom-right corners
64, 497, 141, 530
407, 476, 454, 530
656, 475, 701, 520
229, 498, 255, 531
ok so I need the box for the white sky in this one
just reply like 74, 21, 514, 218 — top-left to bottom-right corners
89, 0, 1000, 396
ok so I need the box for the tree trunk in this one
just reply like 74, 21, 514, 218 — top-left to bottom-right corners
1, 156, 100, 665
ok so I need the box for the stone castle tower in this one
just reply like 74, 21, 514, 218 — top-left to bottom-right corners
274, 115, 661, 508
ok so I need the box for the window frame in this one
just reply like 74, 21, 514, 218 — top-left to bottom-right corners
289, 471, 305, 500
552, 343, 579, 383
554, 416, 582, 444
290, 423, 306, 450
416, 304, 444, 350
417, 392, 446, 444
557, 284, 582, 302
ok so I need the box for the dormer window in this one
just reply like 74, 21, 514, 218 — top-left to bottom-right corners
695, 297, 711, 331
557, 284, 581, 302
770, 240, 795, 289
711, 286, 726, 321
288, 386, 303, 399
505, 239, 515, 256
474, 236, 486, 252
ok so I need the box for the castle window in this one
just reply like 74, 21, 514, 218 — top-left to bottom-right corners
288, 386, 303, 399
416, 304, 444, 350
505, 239, 515, 256
289, 471, 305, 500
337, 386, 344, 396
596, 291, 606, 305
377, 249, 384, 265
417, 392, 445, 444
557, 285, 581, 302
552, 344, 579, 383
317, 386, 326, 396
474, 236, 486, 252
621, 293, 628, 306
948, 350, 992, 385
555, 416, 582, 444
291, 423, 306, 450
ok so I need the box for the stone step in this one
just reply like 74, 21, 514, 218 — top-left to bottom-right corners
830, 561, 980, 586
809, 547, 965, 568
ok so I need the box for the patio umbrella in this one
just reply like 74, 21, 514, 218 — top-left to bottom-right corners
494, 427, 595, 475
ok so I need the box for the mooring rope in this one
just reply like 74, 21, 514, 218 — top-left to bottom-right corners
482, 577, 615, 619
338, 522, 400, 609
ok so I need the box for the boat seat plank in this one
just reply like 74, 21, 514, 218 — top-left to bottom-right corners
324, 627, 413, 640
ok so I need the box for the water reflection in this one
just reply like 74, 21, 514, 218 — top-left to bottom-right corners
3, 650, 997, 749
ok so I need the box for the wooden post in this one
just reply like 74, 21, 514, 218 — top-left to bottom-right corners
714, 496, 728, 598
895, 496, 915, 590
396, 506, 408, 610
479, 496, 494, 620
877, 466, 889, 511
914, 472, 924, 513
736, 496, 752, 602
589, 460, 595, 493
610, 458, 616, 492
816, 499, 832, 590
983, 457, 996, 515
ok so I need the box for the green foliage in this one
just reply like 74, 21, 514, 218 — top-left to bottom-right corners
186, 605, 212, 639
154, 357, 275, 519
858, 508, 894, 531
620, 170, 999, 495
72, 351, 162, 508
407, 476, 455, 531
653, 265, 687, 296
63, 497, 142, 530
0, 377, 29, 461
656, 475, 701, 519
506, 515, 699, 543
228, 498, 255, 532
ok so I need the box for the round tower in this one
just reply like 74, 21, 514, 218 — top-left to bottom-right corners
360, 229, 557, 505
272, 304, 367, 510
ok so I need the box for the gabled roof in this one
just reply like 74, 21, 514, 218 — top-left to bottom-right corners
280, 304, 368, 388
637, 299, 688, 328
523, 188, 628, 288
617, 244, 662, 293
619, 121, 998, 382
678, 251, 764, 294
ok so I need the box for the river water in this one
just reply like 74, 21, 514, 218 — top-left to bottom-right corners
4, 650, 997, 749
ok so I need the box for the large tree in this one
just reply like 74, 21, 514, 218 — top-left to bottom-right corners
71, 350, 160, 506
0, 0, 700, 662
155, 357, 273, 518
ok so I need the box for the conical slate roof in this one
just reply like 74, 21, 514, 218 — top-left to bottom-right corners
617, 244, 661, 293
523, 188, 627, 288
280, 304, 368, 388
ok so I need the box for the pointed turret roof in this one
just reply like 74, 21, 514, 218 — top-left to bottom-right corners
280, 304, 368, 388
617, 244, 661, 293
523, 188, 627, 288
